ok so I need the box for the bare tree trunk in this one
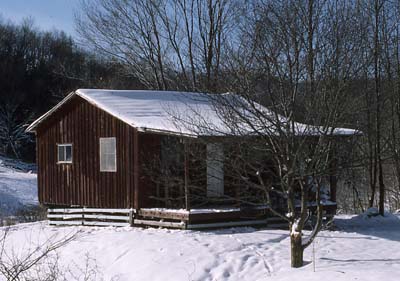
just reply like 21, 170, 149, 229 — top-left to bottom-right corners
372, 0, 385, 216
290, 232, 303, 268
289, 0, 315, 268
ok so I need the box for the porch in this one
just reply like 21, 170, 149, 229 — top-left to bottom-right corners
135, 135, 338, 229
47, 202, 336, 229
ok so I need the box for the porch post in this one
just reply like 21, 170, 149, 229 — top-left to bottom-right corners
133, 128, 140, 209
184, 140, 190, 211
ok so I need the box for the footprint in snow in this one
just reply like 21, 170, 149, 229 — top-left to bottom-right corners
242, 254, 251, 261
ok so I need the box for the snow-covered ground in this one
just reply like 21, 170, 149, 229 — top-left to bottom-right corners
0, 157, 398, 280
0, 156, 38, 215
1, 213, 399, 281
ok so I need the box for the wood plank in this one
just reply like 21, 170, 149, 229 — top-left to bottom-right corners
49, 220, 83, 226
48, 208, 84, 213
186, 219, 269, 229
83, 208, 133, 213
76, 102, 82, 205
184, 140, 190, 210
55, 123, 60, 204
133, 219, 185, 229
83, 214, 129, 221
92, 103, 98, 207
48, 207, 133, 214
138, 209, 189, 220
48, 214, 83, 219
83, 221, 129, 227
112, 117, 118, 208
125, 125, 130, 207
89, 102, 95, 206
187, 207, 268, 222
82, 101, 88, 206
133, 129, 139, 209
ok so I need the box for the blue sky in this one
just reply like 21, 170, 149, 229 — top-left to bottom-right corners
0, 0, 80, 36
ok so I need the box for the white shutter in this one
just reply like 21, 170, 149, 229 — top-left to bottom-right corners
206, 143, 224, 197
100, 137, 117, 172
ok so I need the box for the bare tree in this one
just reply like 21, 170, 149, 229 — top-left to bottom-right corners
191, 0, 361, 267
0, 226, 110, 281
0, 101, 33, 159
76, 0, 239, 92
357, 0, 399, 215
0, 227, 79, 281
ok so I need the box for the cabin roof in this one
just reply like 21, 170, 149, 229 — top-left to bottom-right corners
27, 89, 358, 137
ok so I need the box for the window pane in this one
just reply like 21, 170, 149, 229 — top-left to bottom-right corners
101, 139, 109, 154
100, 153, 107, 170
105, 154, 115, 171
58, 146, 65, 162
65, 145, 72, 162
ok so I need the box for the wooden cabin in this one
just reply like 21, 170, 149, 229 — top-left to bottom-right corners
27, 89, 356, 228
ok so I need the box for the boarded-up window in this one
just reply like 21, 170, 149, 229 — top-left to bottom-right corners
206, 143, 224, 197
100, 137, 117, 172
57, 144, 72, 163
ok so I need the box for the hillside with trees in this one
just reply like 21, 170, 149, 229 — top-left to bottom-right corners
0, 18, 143, 161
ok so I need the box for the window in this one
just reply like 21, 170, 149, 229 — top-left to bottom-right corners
100, 137, 117, 172
57, 144, 72, 163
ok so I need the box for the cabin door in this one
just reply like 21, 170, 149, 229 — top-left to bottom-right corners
206, 143, 224, 197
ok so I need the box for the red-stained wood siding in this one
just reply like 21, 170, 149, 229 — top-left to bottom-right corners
36, 95, 143, 208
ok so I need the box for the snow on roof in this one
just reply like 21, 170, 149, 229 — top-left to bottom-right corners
27, 89, 359, 137
77, 89, 229, 136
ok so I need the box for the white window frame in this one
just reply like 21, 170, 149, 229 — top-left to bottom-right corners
99, 137, 117, 172
57, 143, 73, 164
